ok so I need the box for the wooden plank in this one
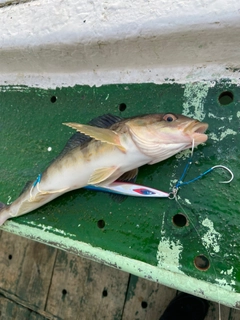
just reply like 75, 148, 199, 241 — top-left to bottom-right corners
0, 294, 49, 320
46, 250, 129, 319
0, 230, 57, 310
0, 287, 59, 320
0, 295, 30, 319
28, 312, 48, 320
122, 275, 176, 320
229, 307, 240, 320
205, 301, 230, 320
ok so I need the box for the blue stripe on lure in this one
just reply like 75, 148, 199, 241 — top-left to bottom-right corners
85, 182, 170, 198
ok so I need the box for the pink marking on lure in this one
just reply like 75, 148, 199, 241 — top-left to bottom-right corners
133, 188, 156, 195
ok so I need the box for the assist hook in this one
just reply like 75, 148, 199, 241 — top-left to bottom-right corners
175, 163, 234, 189
211, 165, 234, 184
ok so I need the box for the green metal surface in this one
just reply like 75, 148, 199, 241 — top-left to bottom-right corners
0, 82, 239, 307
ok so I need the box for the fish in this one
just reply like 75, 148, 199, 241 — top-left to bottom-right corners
0, 113, 208, 225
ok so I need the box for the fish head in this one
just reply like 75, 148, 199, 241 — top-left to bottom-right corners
126, 113, 208, 163
150, 113, 208, 146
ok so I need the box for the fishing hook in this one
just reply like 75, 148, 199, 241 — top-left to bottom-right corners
175, 163, 234, 189
210, 165, 234, 184
169, 164, 234, 200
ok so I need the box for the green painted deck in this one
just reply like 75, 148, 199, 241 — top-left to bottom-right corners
0, 81, 239, 309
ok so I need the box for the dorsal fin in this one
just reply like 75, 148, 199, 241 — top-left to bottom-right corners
63, 123, 126, 152
89, 114, 122, 128
58, 114, 123, 159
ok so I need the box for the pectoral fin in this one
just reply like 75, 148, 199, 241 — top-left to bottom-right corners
63, 123, 126, 152
117, 168, 138, 183
108, 168, 139, 203
88, 167, 119, 185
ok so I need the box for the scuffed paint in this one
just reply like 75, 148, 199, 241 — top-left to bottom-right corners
215, 278, 236, 291
221, 266, 234, 276
157, 237, 184, 274
169, 178, 178, 191
208, 112, 226, 121
26, 221, 76, 238
201, 218, 221, 253
219, 128, 237, 140
209, 128, 237, 142
208, 113, 233, 122
237, 111, 240, 118
209, 132, 219, 141
175, 149, 193, 160
182, 82, 211, 121
184, 198, 192, 205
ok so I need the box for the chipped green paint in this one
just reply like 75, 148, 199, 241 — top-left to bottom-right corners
201, 218, 221, 254
0, 81, 240, 308
26, 221, 77, 238
157, 237, 184, 274
209, 128, 238, 142
182, 82, 210, 121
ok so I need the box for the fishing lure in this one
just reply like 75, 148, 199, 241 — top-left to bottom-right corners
85, 159, 234, 199
85, 182, 170, 198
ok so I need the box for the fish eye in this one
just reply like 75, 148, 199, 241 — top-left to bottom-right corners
163, 113, 178, 122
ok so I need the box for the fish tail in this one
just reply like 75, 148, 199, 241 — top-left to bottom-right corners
0, 202, 11, 226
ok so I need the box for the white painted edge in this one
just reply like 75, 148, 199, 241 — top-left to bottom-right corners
1, 0, 240, 88
1, 66, 240, 90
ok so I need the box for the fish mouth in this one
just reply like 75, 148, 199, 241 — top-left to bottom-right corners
184, 121, 209, 145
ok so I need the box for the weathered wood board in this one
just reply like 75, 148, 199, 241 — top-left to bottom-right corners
46, 250, 129, 319
0, 295, 46, 320
0, 231, 57, 310
122, 275, 176, 319
0, 230, 237, 319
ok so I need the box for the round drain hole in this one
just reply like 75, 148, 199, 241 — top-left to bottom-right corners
194, 254, 210, 271
97, 219, 105, 229
172, 213, 188, 227
119, 103, 127, 112
218, 91, 234, 105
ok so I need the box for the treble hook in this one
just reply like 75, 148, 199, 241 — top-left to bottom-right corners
210, 165, 234, 184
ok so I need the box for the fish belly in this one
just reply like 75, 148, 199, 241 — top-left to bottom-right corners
41, 141, 151, 191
